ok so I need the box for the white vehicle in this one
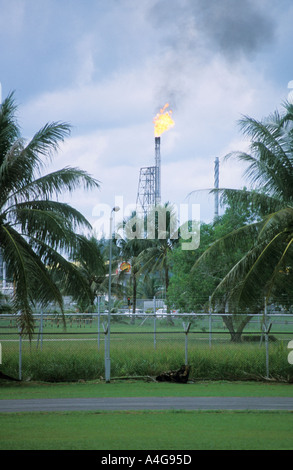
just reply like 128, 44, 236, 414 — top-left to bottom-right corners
156, 308, 168, 317
125, 308, 143, 317
156, 308, 178, 317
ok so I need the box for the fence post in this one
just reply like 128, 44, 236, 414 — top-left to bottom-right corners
18, 328, 22, 381
183, 322, 191, 365
209, 296, 212, 348
97, 296, 101, 350
264, 297, 271, 379
40, 311, 43, 350
153, 296, 156, 350
103, 322, 110, 381
37, 311, 44, 350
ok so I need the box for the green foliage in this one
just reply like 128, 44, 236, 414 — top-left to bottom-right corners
0, 291, 12, 314
0, 92, 100, 336
2, 341, 292, 383
191, 100, 293, 312
167, 201, 255, 313
68, 236, 106, 311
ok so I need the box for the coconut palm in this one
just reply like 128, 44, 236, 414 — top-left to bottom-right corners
137, 203, 180, 310
194, 100, 293, 310
65, 235, 107, 312
114, 209, 158, 318
0, 92, 100, 336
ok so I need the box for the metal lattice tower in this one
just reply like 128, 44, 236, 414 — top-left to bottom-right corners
136, 137, 161, 217
136, 166, 156, 218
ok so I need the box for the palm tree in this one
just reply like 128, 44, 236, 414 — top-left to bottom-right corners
115, 210, 154, 318
66, 235, 107, 312
117, 235, 147, 316
194, 100, 293, 313
137, 273, 163, 300
0, 92, 100, 336
137, 203, 179, 314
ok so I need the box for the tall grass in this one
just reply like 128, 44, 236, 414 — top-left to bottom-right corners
1, 337, 292, 383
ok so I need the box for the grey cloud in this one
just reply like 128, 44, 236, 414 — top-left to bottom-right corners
148, 0, 275, 109
194, 0, 275, 59
148, 0, 275, 60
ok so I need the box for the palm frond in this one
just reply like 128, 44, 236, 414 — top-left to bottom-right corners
189, 101, 293, 311
0, 223, 60, 336
0, 92, 20, 163
216, 187, 283, 217
0, 93, 101, 335
2, 167, 100, 214
0, 122, 72, 199
210, 220, 293, 308
5, 199, 92, 239
25, 234, 95, 308
258, 207, 293, 240
265, 237, 293, 300
192, 220, 261, 271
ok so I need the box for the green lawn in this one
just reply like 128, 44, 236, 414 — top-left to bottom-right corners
2, 313, 293, 383
1, 409, 292, 450
1, 318, 293, 452
0, 379, 293, 399
1, 380, 293, 450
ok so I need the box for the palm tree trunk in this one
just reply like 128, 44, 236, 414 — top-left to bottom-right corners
165, 264, 174, 325
131, 271, 137, 324
165, 264, 169, 293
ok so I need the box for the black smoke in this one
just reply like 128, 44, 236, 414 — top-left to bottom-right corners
148, 0, 275, 60
147, 0, 276, 108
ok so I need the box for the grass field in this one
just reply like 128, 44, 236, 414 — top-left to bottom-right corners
1, 314, 293, 451
1, 380, 293, 450
1, 379, 293, 399
2, 337, 292, 383
2, 314, 293, 382
1, 409, 293, 450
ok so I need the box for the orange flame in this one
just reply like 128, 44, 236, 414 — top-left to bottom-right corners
153, 103, 175, 137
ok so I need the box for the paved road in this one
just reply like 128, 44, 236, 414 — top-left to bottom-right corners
1, 396, 293, 412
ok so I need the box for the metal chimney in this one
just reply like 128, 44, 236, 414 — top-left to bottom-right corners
155, 136, 161, 205
214, 157, 219, 220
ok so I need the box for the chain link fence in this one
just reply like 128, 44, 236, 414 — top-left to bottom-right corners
1, 297, 293, 382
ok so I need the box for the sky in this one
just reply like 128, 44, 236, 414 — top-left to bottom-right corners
1, 0, 293, 237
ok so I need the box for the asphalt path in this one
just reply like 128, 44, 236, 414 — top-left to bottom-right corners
1, 396, 293, 412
